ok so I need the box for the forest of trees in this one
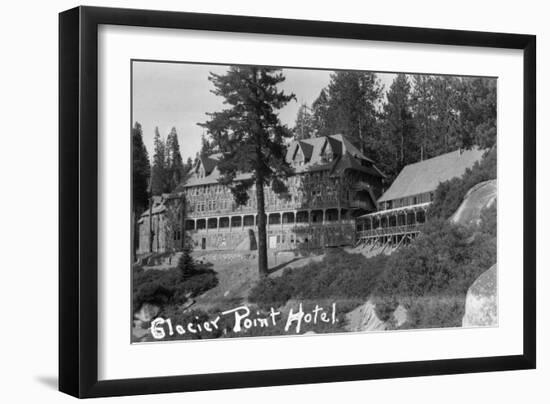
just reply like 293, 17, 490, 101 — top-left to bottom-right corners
132, 69, 496, 262
292, 72, 497, 181
132, 123, 195, 206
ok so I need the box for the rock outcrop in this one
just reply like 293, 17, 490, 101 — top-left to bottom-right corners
462, 264, 497, 327
134, 302, 160, 322
345, 300, 408, 332
451, 179, 497, 226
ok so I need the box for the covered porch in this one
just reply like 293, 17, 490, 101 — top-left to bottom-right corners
355, 202, 430, 248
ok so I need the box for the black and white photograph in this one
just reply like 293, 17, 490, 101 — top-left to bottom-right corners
131, 61, 498, 343
0, 0, 545, 401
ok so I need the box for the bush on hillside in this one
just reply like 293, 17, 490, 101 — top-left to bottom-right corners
177, 236, 196, 280
248, 249, 387, 310
372, 216, 496, 327
132, 264, 218, 314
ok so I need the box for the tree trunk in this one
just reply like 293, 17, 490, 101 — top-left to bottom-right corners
148, 195, 154, 253
180, 196, 186, 251
251, 66, 269, 278
255, 176, 268, 277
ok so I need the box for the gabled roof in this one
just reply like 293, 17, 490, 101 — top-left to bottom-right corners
378, 147, 486, 203
197, 153, 222, 176
139, 204, 166, 218
180, 134, 384, 188
298, 141, 313, 161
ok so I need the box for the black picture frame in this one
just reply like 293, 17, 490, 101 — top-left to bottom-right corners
59, 5, 536, 399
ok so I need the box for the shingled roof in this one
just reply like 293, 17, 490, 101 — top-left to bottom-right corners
378, 147, 486, 203
178, 134, 385, 188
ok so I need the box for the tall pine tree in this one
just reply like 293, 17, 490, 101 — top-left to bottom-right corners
200, 133, 215, 157
293, 103, 316, 139
381, 74, 417, 177
165, 127, 185, 192
428, 76, 462, 153
411, 75, 435, 161
132, 122, 151, 259
132, 122, 151, 213
199, 66, 295, 277
312, 71, 383, 157
151, 126, 167, 195
311, 88, 331, 137
454, 77, 497, 150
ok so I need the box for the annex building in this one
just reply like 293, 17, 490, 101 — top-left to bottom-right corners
137, 134, 386, 254
355, 147, 485, 249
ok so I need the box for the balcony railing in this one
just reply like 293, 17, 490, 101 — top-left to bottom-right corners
357, 223, 424, 239
190, 219, 355, 233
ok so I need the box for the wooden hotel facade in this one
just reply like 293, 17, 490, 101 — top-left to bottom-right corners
137, 134, 386, 253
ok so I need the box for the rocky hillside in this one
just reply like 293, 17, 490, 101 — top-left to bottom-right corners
349, 179, 497, 332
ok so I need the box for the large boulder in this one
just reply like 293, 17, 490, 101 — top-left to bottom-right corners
134, 302, 160, 322
451, 179, 497, 226
462, 264, 497, 327
346, 300, 387, 332
345, 300, 408, 332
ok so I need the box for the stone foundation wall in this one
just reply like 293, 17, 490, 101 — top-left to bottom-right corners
189, 224, 355, 251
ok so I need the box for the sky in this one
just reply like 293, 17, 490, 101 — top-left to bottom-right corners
132, 61, 395, 162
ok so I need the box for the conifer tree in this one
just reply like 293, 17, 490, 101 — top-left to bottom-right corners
151, 127, 167, 195
132, 122, 151, 213
454, 77, 497, 150
411, 75, 435, 161
199, 66, 295, 277
132, 122, 150, 259
381, 74, 417, 177
200, 133, 215, 157
310, 71, 383, 157
293, 103, 316, 139
311, 88, 331, 137
165, 127, 185, 192
428, 76, 462, 153
182, 156, 194, 179
177, 236, 195, 280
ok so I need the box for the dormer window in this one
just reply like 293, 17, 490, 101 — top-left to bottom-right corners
292, 143, 305, 166
320, 139, 333, 163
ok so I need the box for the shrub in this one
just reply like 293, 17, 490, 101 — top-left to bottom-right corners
133, 264, 218, 314
248, 277, 294, 310
177, 236, 196, 280
372, 219, 496, 327
248, 249, 387, 309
